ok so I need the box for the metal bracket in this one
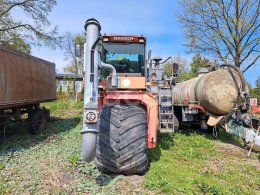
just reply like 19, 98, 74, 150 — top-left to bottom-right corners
182, 107, 194, 122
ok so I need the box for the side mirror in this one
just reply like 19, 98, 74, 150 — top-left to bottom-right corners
75, 43, 83, 57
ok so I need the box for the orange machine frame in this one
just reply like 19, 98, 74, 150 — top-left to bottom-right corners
102, 91, 158, 148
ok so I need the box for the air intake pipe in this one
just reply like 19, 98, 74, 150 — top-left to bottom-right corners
81, 18, 101, 162
100, 62, 118, 87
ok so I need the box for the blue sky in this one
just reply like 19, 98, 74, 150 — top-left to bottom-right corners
31, 0, 259, 86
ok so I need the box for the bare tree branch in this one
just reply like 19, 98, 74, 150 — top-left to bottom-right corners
242, 54, 260, 72
178, 0, 260, 71
0, 0, 61, 52
63, 32, 85, 76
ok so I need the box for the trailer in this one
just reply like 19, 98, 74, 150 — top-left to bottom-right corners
0, 46, 56, 134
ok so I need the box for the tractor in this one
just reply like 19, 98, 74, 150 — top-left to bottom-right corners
79, 18, 260, 175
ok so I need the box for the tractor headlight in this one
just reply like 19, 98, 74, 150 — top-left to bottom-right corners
122, 79, 131, 87
139, 38, 145, 43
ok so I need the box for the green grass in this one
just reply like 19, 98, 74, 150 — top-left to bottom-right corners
1, 99, 259, 194
145, 131, 260, 194
0, 100, 119, 194
145, 132, 215, 194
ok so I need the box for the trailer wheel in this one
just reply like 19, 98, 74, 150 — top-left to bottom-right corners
29, 110, 47, 134
42, 108, 51, 122
94, 104, 148, 175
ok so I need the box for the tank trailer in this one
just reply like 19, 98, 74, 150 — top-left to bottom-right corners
79, 18, 260, 174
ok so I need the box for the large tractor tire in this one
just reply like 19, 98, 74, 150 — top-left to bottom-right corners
94, 104, 148, 175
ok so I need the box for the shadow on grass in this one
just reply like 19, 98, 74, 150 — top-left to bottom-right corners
183, 127, 246, 149
91, 127, 255, 188
147, 126, 248, 163
199, 127, 248, 150
0, 116, 81, 156
148, 132, 175, 163
95, 173, 118, 186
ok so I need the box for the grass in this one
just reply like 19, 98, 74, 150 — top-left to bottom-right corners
0, 99, 259, 194
0, 100, 119, 194
145, 132, 215, 194
145, 131, 260, 194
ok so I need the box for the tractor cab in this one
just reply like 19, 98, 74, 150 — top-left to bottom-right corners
100, 35, 147, 89
101, 35, 146, 78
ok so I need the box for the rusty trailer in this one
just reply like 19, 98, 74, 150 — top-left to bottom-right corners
0, 46, 56, 134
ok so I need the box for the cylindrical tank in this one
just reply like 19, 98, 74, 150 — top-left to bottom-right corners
173, 68, 246, 115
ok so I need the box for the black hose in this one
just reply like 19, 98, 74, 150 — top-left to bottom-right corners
216, 64, 248, 125
90, 37, 101, 82
220, 64, 246, 92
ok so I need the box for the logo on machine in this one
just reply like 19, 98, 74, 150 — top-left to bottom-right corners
85, 110, 98, 123
113, 36, 134, 41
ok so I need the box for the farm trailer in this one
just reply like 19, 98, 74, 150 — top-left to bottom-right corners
0, 46, 56, 134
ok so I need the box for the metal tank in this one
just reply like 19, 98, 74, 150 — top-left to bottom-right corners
173, 67, 247, 115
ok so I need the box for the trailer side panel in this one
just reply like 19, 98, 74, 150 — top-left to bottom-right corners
0, 46, 56, 109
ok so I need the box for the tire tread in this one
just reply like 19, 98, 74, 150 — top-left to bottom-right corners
95, 104, 148, 175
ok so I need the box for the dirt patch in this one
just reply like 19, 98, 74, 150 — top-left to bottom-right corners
115, 175, 155, 194
216, 141, 248, 157
38, 159, 76, 194
207, 141, 260, 172
39, 134, 59, 145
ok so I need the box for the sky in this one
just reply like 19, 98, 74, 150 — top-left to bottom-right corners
30, 0, 259, 86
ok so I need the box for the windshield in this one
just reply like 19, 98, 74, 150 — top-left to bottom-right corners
102, 42, 145, 77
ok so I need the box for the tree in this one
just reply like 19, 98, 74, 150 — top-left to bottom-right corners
164, 54, 193, 81
63, 32, 85, 75
0, 32, 31, 53
0, 0, 62, 52
164, 54, 212, 81
256, 76, 260, 88
178, 0, 260, 72
189, 53, 210, 77
249, 76, 260, 98
251, 87, 260, 98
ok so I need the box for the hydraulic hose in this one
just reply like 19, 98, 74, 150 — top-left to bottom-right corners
216, 64, 248, 125
220, 64, 246, 93
90, 37, 100, 83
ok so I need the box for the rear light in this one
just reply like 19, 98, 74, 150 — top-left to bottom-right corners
103, 37, 109, 42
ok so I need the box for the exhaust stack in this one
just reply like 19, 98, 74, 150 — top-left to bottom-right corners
81, 18, 101, 162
